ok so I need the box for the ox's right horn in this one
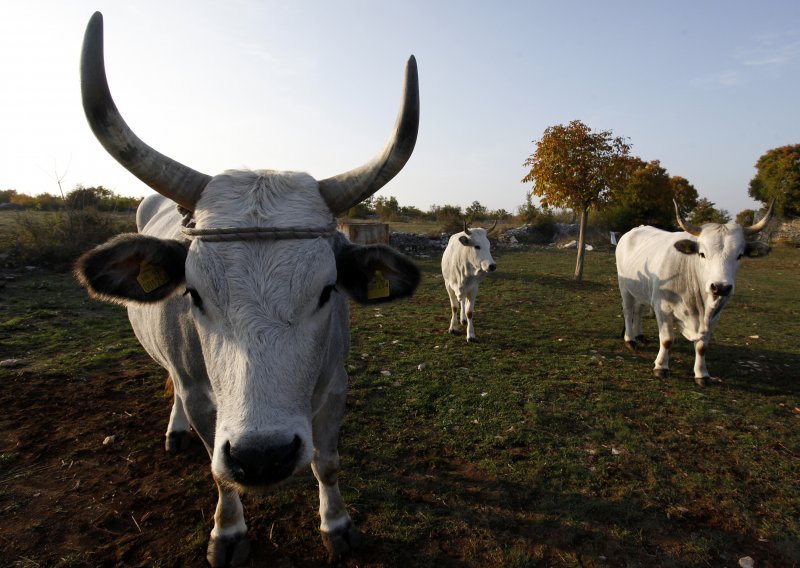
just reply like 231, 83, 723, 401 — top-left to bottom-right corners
743, 199, 775, 235
463, 220, 471, 236
318, 56, 419, 215
81, 12, 211, 212
674, 200, 702, 236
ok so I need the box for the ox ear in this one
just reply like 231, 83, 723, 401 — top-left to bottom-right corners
75, 233, 188, 304
458, 235, 472, 246
674, 239, 699, 255
744, 241, 771, 258
335, 244, 421, 304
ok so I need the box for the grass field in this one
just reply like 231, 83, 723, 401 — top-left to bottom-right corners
1, 242, 798, 566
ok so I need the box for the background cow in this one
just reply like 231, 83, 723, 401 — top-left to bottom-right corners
441, 221, 497, 342
74, 12, 420, 567
615, 200, 773, 385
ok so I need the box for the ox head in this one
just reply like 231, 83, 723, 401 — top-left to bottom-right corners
75, 13, 420, 491
673, 199, 774, 300
458, 220, 497, 273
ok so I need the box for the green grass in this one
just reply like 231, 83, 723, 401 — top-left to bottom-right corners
1, 243, 798, 566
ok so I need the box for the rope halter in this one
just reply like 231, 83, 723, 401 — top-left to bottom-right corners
181, 224, 338, 242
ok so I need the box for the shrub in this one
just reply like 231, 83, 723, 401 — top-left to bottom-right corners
5, 210, 135, 271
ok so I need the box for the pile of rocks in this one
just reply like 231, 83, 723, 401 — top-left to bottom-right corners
389, 232, 448, 257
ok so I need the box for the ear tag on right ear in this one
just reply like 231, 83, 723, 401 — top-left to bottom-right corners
137, 262, 169, 293
367, 270, 391, 300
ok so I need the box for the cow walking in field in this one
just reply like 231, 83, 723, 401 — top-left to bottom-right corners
75, 12, 420, 567
442, 221, 497, 342
615, 200, 773, 385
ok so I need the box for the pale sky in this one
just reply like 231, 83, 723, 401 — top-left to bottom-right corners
1, 1, 798, 216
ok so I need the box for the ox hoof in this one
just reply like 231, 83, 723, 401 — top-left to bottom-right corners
653, 368, 670, 379
322, 522, 362, 562
635, 334, 647, 345
624, 341, 637, 353
207, 534, 250, 568
466, 336, 479, 343
695, 376, 721, 387
448, 328, 461, 335
165, 430, 193, 454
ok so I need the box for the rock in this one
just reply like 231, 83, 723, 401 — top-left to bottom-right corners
102, 435, 116, 446
0, 359, 23, 368
738, 556, 754, 568
417, 363, 427, 371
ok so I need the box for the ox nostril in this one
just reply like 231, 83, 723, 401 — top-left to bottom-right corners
710, 283, 732, 297
224, 435, 302, 486
488, 263, 497, 272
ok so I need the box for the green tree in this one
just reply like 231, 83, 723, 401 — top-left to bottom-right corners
373, 196, 402, 221
522, 119, 631, 280
65, 185, 113, 210
605, 158, 673, 230
0, 189, 18, 204
688, 198, 730, 225
465, 200, 488, 221
748, 144, 800, 217
669, 176, 699, 213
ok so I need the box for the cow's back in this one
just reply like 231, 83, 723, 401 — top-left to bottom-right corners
616, 225, 694, 305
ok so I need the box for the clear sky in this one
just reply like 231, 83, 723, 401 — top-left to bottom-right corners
1, 1, 798, 216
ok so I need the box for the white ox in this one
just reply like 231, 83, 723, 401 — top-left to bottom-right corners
441, 222, 497, 342
615, 201, 774, 385
75, 13, 420, 567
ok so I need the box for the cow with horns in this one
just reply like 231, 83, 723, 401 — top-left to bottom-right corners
74, 12, 420, 566
441, 221, 498, 342
615, 200, 774, 385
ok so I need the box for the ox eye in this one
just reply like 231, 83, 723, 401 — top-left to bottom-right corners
318, 284, 336, 308
474, 245, 481, 250
184, 287, 204, 311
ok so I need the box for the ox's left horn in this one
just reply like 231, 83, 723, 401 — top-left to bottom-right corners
80, 12, 211, 211
487, 219, 498, 234
318, 56, 420, 215
674, 200, 702, 236
743, 199, 776, 235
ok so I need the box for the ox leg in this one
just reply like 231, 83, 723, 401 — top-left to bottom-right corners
620, 289, 641, 352
446, 284, 461, 335
165, 387, 193, 454
653, 310, 674, 379
464, 290, 478, 343
693, 334, 713, 386
207, 481, 249, 568
311, 384, 361, 561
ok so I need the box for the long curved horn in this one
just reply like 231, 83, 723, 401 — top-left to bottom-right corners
463, 220, 471, 236
674, 199, 702, 236
318, 56, 419, 215
743, 199, 775, 235
81, 12, 211, 211
487, 219, 498, 235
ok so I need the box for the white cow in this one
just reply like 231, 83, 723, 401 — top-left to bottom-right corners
615, 200, 774, 385
75, 13, 420, 567
441, 221, 497, 342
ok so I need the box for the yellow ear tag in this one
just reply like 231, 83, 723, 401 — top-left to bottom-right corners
137, 262, 170, 293
367, 270, 391, 300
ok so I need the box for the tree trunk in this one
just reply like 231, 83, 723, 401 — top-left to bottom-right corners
574, 207, 589, 280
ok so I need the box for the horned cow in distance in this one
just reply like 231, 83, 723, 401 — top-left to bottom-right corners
441, 221, 498, 342
615, 200, 773, 386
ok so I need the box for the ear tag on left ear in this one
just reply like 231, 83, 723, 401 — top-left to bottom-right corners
367, 270, 391, 300
137, 262, 169, 293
